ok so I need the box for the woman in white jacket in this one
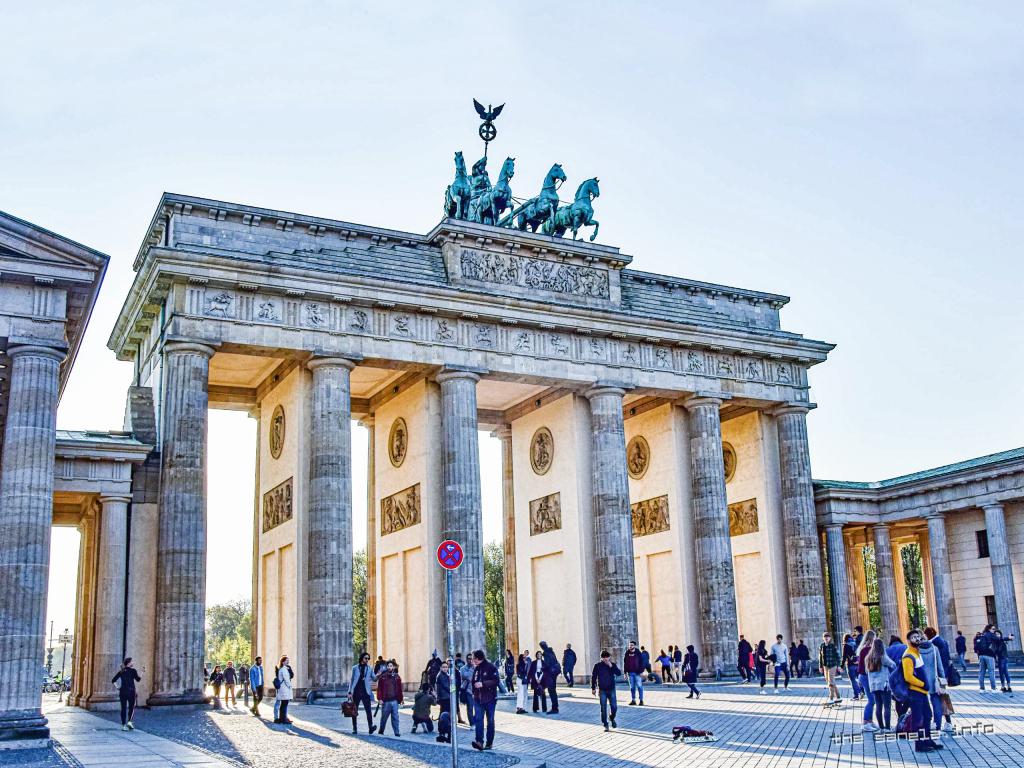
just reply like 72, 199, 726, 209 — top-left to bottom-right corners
275, 655, 294, 724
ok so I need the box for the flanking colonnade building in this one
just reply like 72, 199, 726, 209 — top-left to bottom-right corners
0, 197, 1021, 746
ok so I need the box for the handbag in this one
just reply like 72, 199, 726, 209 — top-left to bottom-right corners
940, 692, 955, 715
341, 699, 356, 718
946, 664, 961, 687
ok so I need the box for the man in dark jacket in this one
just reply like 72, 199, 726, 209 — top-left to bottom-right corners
562, 644, 578, 687
977, 625, 998, 690
737, 636, 753, 682
470, 650, 500, 751
795, 640, 811, 678
623, 640, 645, 705
591, 651, 622, 731
954, 631, 967, 671
539, 641, 561, 714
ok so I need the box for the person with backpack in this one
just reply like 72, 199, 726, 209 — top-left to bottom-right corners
111, 657, 141, 731
682, 645, 701, 699
819, 632, 842, 706
900, 629, 943, 753
864, 638, 896, 732
737, 635, 753, 682
976, 625, 998, 691
375, 659, 403, 736
754, 640, 770, 694
591, 650, 622, 731
538, 641, 561, 714
885, 635, 909, 721
623, 640, 645, 705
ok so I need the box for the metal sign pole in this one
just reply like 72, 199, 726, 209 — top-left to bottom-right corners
446, 568, 459, 768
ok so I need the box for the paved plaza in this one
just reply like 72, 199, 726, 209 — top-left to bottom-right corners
15, 671, 1021, 768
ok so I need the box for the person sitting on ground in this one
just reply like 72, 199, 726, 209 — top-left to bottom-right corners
411, 683, 436, 735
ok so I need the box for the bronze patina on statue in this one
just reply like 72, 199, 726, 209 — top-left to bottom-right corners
444, 100, 602, 242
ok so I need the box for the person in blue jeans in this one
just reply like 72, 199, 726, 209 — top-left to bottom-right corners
591, 650, 622, 731
902, 630, 944, 753
855, 630, 877, 730
842, 633, 863, 700
954, 632, 968, 672
623, 640, 645, 705
976, 626, 998, 690
993, 629, 1014, 693
470, 650, 500, 751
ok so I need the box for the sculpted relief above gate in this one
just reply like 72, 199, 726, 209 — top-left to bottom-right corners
456, 248, 610, 299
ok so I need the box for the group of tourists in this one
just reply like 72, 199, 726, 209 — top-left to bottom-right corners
736, 634, 809, 692
204, 655, 294, 723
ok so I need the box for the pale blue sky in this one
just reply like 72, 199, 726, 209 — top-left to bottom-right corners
3, 3, 1021, 632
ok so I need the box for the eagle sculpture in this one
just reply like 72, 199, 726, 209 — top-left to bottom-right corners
473, 99, 504, 122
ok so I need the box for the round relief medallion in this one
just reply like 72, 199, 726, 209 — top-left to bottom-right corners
388, 417, 408, 468
723, 442, 737, 483
530, 427, 554, 475
627, 435, 650, 480
269, 404, 285, 460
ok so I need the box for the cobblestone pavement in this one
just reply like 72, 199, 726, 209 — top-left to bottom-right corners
32, 669, 1022, 768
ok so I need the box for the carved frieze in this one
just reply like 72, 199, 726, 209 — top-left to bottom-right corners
269, 405, 285, 460
723, 442, 737, 483
380, 483, 421, 536
626, 435, 650, 480
529, 492, 562, 535
631, 495, 670, 537
388, 417, 408, 468
728, 498, 758, 536
262, 477, 293, 533
530, 427, 554, 475
457, 247, 610, 299
205, 291, 233, 318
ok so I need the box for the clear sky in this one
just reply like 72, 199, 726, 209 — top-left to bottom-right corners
5, 3, 1021, 635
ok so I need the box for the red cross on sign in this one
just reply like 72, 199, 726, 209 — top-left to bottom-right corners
437, 540, 464, 570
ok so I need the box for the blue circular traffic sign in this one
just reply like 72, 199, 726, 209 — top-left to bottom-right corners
437, 540, 464, 570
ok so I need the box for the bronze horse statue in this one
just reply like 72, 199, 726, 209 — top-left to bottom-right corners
500, 163, 566, 233
543, 177, 600, 241
443, 151, 471, 219
475, 157, 515, 226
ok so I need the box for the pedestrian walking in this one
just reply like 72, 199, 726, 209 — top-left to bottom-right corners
954, 631, 968, 671
672, 645, 684, 683
529, 650, 548, 713
376, 660, 403, 736
789, 642, 798, 678
470, 649, 499, 751
411, 684, 436, 735
562, 643, 577, 687
842, 633, 863, 700
514, 651, 530, 714
112, 657, 141, 731
504, 649, 516, 693
855, 629, 878, 730
819, 632, 842, 706
223, 661, 237, 706
640, 646, 651, 677
591, 650, 621, 731
248, 656, 265, 717
901, 629, 943, 753
623, 640, 645, 705
239, 661, 250, 706
539, 641, 561, 714
864, 637, 896, 732
274, 655, 294, 724
771, 635, 791, 692
796, 640, 811, 678
347, 652, 376, 734
737, 635, 753, 682
919, 627, 951, 735
460, 656, 476, 726
683, 645, 701, 699
436, 659, 455, 719
976, 625, 998, 690
210, 665, 224, 707
754, 641, 770, 694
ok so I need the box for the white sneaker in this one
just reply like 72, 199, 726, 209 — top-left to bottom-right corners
862, 723, 878, 732
942, 723, 955, 733
759, 690, 767, 695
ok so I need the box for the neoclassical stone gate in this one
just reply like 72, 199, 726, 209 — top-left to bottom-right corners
103, 193, 834, 699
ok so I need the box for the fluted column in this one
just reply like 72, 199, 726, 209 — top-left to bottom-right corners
774, 405, 828, 642
585, 386, 638, 665
683, 394, 739, 676
306, 357, 357, 692
983, 503, 1022, 645
150, 341, 214, 705
88, 494, 131, 706
361, 416, 377, 657
825, 524, 852, 637
0, 343, 65, 742
872, 524, 901, 640
436, 367, 486, 653
495, 426, 519, 653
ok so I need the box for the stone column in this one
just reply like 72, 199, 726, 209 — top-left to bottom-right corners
983, 503, 1022, 644
306, 357, 357, 692
825, 524, 852, 637
495, 426, 520, 653
0, 343, 65, 742
150, 341, 214, 705
436, 368, 486, 653
682, 394, 739, 676
88, 494, 132, 706
774, 404, 828, 642
361, 416, 377, 657
872, 524, 900, 641
585, 386, 638, 665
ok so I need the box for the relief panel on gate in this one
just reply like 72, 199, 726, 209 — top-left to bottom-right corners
381, 483, 421, 536
631, 495, 670, 537
262, 477, 293, 533
529, 492, 562, 535
455, 248, 610, 300
728, 498, 758, 537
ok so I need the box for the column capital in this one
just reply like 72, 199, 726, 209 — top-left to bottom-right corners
981, 501, 1005, 513
435, 365, 486, 385
306, 356, 358, 372
678, 391, 732, 410
98, 494, 133, 505
825, 522, 845, 533
491, 425, 512, 441
772, 401, 817, 417
924, 510, 946, 520
162, 340, 216, 358
358, 414, 375, 429
584, 382, 629, 400
6, 343, 68, 363
871, 522, 891, 532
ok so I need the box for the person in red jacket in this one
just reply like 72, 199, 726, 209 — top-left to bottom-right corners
376, 660, 404, 736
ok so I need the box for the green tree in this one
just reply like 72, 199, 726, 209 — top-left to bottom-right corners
353, 549, 367, 657
205, 599, 252, 667
901, 543, 928, 629
483, 541, 504, 659
862, 546, 882, 631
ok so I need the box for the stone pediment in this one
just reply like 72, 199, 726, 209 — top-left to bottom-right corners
0, 210, 108, 284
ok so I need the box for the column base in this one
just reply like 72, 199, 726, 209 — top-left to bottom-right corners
83, 691, 121, 711
0, 709, 50, 745
147, 690, 209, 708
